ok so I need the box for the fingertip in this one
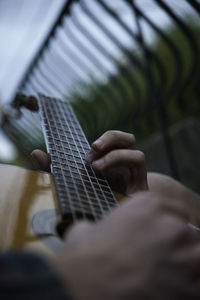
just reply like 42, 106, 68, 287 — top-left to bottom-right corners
31, 149, 51, 172
31, 149, 41, 158
86, 148, 101, 163
92, 139, 104, 151
85, 152, 94, 163
26, 95, 39, 111
92, 158, 105, 170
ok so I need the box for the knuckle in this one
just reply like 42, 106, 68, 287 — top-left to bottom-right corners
100, 130, 119, 145
129, 133, 136, 145
104, 150, 117, 164
104, 130, 120, 139
135, 150, 145, 162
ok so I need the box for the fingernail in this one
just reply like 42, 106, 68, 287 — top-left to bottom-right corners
92, 139, 103, 149
92, 158, 104, 169
86, 153, 94, 163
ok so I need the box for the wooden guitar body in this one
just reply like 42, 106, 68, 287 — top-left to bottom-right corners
0, 95, 120, 254
0, 164, 63, 254
0, 163, 122, 254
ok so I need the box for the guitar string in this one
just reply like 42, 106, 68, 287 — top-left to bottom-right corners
52, 165, 113, 210
59, 102, 117, 210
48, 146, 116, 195
59, 100, 107, 216
67, 103, 118, 209
49, 151, 113, 191
63, 101, 118, 211
43, 97, 90, 219
40, 95, 118, 220
52, 165, 115, 203
52, 154, 116, 198
47, 96, 89, 220
56, 98, 100, 221
40, 96, 78, 221
49, 96, 102, 218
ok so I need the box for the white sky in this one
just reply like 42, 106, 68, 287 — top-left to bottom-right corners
0, 0, 65, 104
0, 0, 65, 160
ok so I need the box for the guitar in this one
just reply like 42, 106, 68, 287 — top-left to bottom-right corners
0, 94, 119, 254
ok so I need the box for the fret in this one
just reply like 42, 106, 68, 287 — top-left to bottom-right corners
58, 197, 102, 218
48, 140, 86, 157
55, 98, 102, 219
52, 156, 82, 166
53, 163, 112, 193
53, 164, 113, 197
56, 184, 111, 211
39, 94, 118, 225
44, 122, 84, 138
44, 118, 82, 133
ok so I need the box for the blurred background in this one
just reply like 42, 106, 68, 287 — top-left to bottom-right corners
0, 0, 200, 192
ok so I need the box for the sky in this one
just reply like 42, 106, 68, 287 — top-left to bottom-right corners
0, 0, 65, 160
0, 0, 66, 104
0, 0, 199, 161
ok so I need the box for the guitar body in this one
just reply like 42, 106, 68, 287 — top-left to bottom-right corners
0, 95, 121, 254
0, 164, 123, 254
0, 164, 63, 254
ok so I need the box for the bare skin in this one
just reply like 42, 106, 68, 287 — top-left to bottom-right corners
50, 191, 200, 300
32, 130, 200, 226
84, 130, 200, 226
32, 130, 148, 194
31, 129, 200, 299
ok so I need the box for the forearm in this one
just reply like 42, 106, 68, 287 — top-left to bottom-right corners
147, 172, 199, 199
147, 172, 200, 226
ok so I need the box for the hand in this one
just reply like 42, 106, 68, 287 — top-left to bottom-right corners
32, 130, 148, 195
86, 130, 148, 195
31, 149, 51, 172
52, 191, 200, 300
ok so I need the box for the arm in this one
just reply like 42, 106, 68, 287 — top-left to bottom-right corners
147, 172, 200, 227
50, 191, 200, 300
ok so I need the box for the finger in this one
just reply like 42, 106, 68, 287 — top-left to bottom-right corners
92, 149, 148, 191
86, 131, 135, 163
172, 244, 200, 278
128, 191, 193, 224
15, 94, 39, 111
31, 149, 51, 172
85, 148, 100, 164
65, 221, 93, 246
92, 130, 135, 151
24, 95, 39, 111
92, 149, 145, 170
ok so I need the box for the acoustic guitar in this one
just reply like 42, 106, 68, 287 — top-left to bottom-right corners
0, 94, 119, 254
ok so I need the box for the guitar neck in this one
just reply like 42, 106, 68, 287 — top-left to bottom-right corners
38, 94, 118, 227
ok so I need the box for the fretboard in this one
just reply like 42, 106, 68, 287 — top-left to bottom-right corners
38, 94, 118, 226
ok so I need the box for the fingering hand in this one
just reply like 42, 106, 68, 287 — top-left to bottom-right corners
86, 130, 148, 195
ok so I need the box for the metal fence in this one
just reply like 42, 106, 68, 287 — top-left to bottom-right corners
2, 0, 200, 184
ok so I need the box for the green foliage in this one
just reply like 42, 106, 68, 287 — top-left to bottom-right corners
68, 17, 200, 143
